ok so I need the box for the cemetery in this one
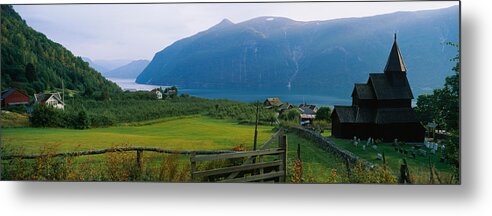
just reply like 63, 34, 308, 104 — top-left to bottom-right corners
328, 135, 456, 183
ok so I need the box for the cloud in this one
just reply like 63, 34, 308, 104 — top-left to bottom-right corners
13, 1, 458, 61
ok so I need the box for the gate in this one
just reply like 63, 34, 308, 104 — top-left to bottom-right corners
190, 130, 288, 183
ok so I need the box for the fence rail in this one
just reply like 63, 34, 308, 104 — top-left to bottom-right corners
1, 147, 237, 160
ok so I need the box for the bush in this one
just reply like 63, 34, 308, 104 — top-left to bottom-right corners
30, 105, 62, 127
315, 107, 332, 122
89, 114, 116, 127
74, 110, 90, 129
443, 130, 459, 167
287, 109, 300, 121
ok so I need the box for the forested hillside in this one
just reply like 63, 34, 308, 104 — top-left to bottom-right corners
0, 5, 121, 96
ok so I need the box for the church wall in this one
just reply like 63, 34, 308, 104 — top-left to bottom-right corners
376, 99, 411, 108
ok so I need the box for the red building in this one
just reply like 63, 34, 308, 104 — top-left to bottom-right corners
1, 88, 30, 107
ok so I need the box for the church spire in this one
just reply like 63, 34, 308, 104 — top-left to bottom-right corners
384, 33, 407, 74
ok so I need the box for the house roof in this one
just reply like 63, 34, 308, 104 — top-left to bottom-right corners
1, 88, 15, 100
1, 88, 28, 100
264, 98, 283, 107
352, 83, 375, 100
299, 107, 316, 115
368, 73, 413, 100
280, 103, 293, 109
384, 34, 407, 73
34, 93, 65, 105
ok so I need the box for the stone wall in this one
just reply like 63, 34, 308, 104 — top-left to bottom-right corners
288, 127, 375, 169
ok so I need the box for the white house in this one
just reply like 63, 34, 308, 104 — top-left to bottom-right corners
150, 89, 163, 100
34, 93, 65, 109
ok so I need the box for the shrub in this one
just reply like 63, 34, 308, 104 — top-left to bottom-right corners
30, 105, 62, 127
74, 110, 90, 129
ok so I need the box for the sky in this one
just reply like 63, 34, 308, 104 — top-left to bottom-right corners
13, 1, 459, 62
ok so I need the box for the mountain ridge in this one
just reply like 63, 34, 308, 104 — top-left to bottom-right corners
102, 59, 150, 79
136, 6, 459, 97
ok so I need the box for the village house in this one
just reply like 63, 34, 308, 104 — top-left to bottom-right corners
165, 89, 176, 96
150, 89, 163, 100
278, 103, 294, 115
34, 92, 65, 109
1, 88, 30, 107
263, 98, 284, 109
298, 104, 318, 125
330, 35, 425, 142
163, 87, 177, 97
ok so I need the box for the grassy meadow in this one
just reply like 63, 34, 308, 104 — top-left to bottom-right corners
1, 116, 275, 154
1, 116, 276, 181
0, 115, 350, 183
1, 115, 457, 183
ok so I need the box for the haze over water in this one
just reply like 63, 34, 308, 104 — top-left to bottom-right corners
109, 78, 351, 106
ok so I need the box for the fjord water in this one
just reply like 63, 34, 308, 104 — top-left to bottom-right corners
109, 78, 351, 106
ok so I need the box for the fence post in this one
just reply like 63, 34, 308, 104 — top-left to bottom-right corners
428, 156, 434, 184
136, 150, 143, 177
278, 134, 288, 182
190, 153, 196, 182
399, 159, 412, 184
345, 158, 351, 180
382, 152, 387, 171
297, 143, 301, 160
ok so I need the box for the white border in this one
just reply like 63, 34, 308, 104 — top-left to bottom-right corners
2, 1, 491, 216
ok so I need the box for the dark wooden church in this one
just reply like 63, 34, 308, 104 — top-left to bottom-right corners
331, 35, 425, 142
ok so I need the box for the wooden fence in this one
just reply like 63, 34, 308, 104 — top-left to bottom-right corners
2, 129, 288, 183
190, 129, 288, 183
1, 147, 236, 175
1, 147, 236, 160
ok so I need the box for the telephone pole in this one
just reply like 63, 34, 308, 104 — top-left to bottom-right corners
253, 101, 259, 151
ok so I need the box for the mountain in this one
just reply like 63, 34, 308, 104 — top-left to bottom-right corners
136, 6, 459, 97
91, 59, 132, 71
81, 57, 109, 73
102, 60, 150, 79
1, 5, 121, 95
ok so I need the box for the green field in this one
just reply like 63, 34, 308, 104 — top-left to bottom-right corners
1, 116, 456, 183
1, 116, 350, 182
1, 116, 275, 154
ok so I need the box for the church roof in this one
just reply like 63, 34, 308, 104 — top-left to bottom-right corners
333, 106, 420, 124
352, 83, 375, 100
384, 34, 407, 73
333, 106, 356, 123
368, 73, 414, 100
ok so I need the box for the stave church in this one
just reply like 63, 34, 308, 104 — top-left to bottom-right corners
330, 34, 425, 142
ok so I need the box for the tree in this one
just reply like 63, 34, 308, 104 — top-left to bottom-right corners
415, 42, 459, 131
287, 109, 301, 121
315, 107, 332, 122
414, 94, 436, 125
25, 63, 36, 82
75, 110, 90, 129
415, 42, 460, 168
30, 105, 60, 127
